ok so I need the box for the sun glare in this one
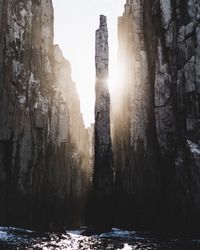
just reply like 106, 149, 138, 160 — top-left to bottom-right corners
109, 58, 126, 95
53, 0, 125, 127
109, 62, 119, 93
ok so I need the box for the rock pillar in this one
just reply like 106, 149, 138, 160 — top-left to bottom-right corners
92, 15, 113, 231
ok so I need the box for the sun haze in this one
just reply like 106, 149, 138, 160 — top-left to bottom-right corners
52, 0, 125, 127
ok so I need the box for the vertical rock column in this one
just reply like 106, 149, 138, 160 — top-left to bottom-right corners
93, 15, 113, 230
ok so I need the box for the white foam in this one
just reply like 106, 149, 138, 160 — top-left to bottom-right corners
187, 140, 200, 155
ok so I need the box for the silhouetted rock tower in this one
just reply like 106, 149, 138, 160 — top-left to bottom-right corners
93, 15, 113, 231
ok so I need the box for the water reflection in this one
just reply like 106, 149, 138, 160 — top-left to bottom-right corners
0, 227, 200, 249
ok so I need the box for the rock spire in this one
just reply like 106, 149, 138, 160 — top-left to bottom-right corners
92, 15, 113, 231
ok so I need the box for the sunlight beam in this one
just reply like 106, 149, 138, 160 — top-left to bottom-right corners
52, 0, 125, 127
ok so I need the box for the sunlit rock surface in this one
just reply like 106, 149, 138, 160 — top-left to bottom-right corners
0, 0, 90, 229
92, 15, 113, 230
112, 0, 200, 232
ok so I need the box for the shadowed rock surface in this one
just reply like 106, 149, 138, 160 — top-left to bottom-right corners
112, 0, 200, 233
112, 0, 161, 230
0, 0, 91, 230
1, 0, 200, 235
92, 15, 113, 231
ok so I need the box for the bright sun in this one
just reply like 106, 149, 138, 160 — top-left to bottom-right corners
109, 61, 118, 93
53, 0, 125, 127
109, 59, 124, 95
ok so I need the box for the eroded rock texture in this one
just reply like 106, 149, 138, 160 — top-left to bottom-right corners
112, 0, 161, 230
0, 0, 90, 229
112, 0, 200, 232
92, 15, 113, 230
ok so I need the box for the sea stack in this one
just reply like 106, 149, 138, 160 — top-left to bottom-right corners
92, 15, 113, 231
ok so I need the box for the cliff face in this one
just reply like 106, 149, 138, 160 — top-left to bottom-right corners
112, 0, 161, 229
0, 0, 90, 229
49, 46, 91, 228
92, 15, 113, 230
154, 0, 200, 231
112, 0, 200, 232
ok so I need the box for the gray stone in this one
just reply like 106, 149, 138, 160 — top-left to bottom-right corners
93, 15, 113, 230
0, 0, 91, 229
112, 0, 200, 232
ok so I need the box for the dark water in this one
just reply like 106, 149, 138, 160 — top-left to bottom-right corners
0, 227, 200, 249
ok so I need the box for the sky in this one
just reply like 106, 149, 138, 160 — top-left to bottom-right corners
52, 0, 125, 127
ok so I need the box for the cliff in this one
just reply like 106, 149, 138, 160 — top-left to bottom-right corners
2, 0, 200, 234
112, 0, 161, 230
112, 0, 200, 232
0, 0, 90, 229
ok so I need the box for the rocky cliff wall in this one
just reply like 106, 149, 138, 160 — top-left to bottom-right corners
0, 0, 90, 230
112, 0, 161, 230
112, 0, 200, 232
